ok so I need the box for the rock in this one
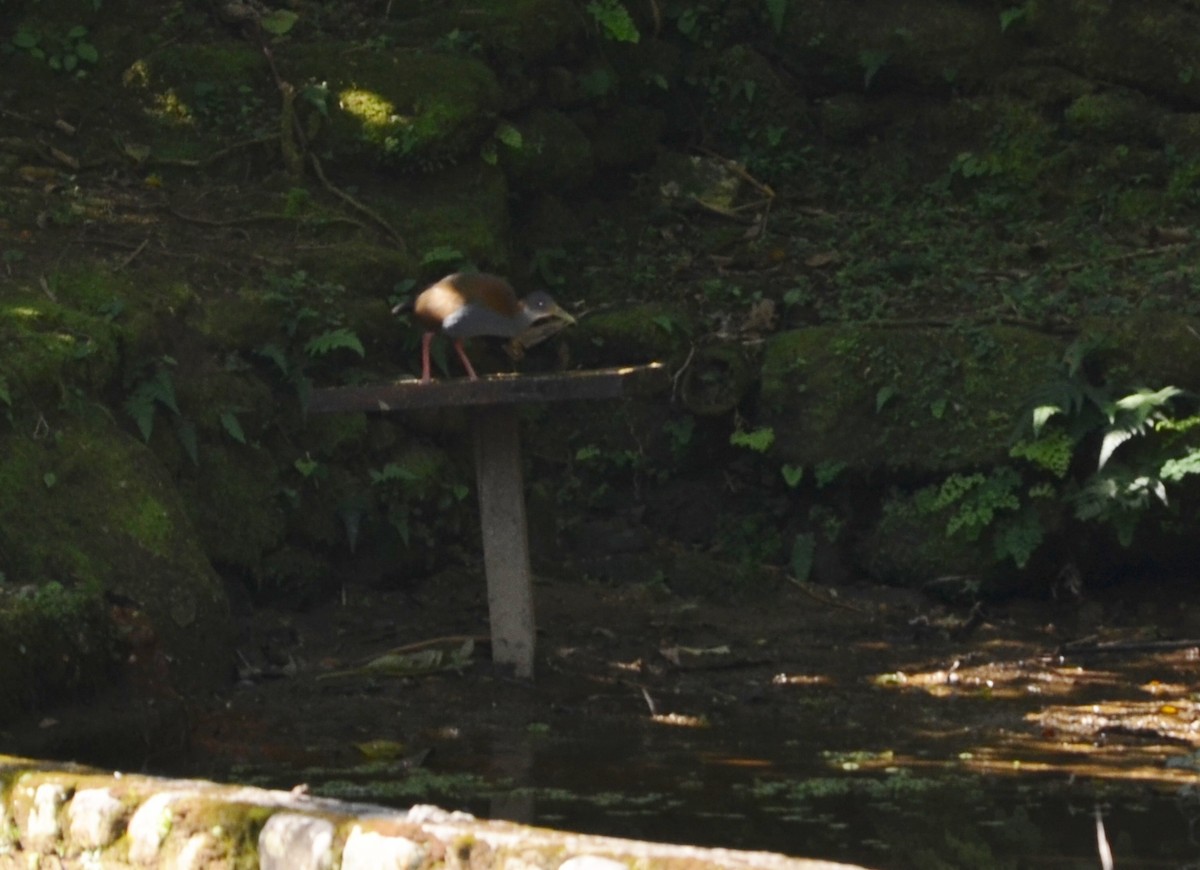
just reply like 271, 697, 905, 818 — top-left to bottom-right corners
258, 813, 336, 870
342, 825, 426, 870
67, 787, 127, 850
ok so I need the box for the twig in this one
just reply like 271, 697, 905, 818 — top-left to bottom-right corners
785, 574, 865, 612
670, 344, 695, 403
1054, 243, 1188, 275
308, 152, 406, 249
1057, 637, 1200, 658
147, 134, 278, 169
372, 634, 490, 658
115, 238, 149, 271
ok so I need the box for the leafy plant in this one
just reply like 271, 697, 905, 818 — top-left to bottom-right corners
11, 24, 98, 75
858, 50, 890, 91
304, 327, 364, 359
999, 3, 1031, 34
731, 425, 775, 453
124, 356, 198, 464
587, 0, 640, 43
764, 0, 788, 36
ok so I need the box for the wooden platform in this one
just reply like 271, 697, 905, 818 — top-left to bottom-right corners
308, 364, 666, 679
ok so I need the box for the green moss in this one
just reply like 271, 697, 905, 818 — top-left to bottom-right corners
500, 109, 594, 194
0, 410, 231, 703
0, 295, 119, 403
577, 303, 690, 367
1063, 91, 1154, 142
761, 324, 1065, 472
174, 444, 285, 574
377, 165, 511, 269
279, 43, 502, 169
123, 496, 174, 557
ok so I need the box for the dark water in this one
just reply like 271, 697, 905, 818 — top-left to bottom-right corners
222, 719, 1200, 869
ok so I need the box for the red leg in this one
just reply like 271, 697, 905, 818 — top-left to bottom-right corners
420, 332, 434, 383
453, 338, 480, 380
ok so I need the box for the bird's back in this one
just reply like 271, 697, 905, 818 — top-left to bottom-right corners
414, 273, 525, 338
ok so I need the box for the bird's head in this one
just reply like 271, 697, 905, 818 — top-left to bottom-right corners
520, 291, 576, 327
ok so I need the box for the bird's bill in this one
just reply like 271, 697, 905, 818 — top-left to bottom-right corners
540, 304, 576, 327
512, 307, 575, 351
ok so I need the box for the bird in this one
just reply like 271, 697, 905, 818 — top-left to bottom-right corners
392, 272, 576, 383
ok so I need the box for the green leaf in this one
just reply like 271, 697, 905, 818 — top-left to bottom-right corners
43, 472, 56, 489
370, 463, 420, 485
789, 533, 815, 582
256, 343, 289, 375
75, 42, 98, 63
586, 0, 640, 42
125, 386, 158, 441
260, 9, 298, 35
219, 411, 246, 444
1031, 404, 1060, 435
419, 246, 464, 268
1097, 428, 1133, 469
999, 5, 1026, 33
12, 29, 39, 49
63, 53, 77, 72
304, 327, 365, 358
295, 456, 319, 478
495, 122, 523, 149
765, 0, 788, 35
814, 461, 846, 489
730, 426, 775, 453
66, 25, 88, 39
1162, 450, 1200, 482
175, 418, 199, 465
651, 315, 676, 335
875, 384, 896, 413
780, 464, 804, 488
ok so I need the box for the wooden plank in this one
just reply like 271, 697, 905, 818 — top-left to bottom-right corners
308, 363, 666, 415
472, 406, 536, 680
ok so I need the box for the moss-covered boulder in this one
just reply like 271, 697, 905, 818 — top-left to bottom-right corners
1029, 1, 1200, 104
499, 109, 594, 194
783, 0, 1018, 91
374, 165, 512, 270
760, 324, 1066, 472
0, 412, 232, 718
279, 43, 503, 171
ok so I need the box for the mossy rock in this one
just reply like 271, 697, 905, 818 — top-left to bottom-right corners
0, 411, 232, 705
759, 324, 1066, 472
499, 109, 594, 194
378, 0, 584, 67
575, 303, 691, 368
587, 105, 667, 169
0, 294, 119, 406
279, 43, 502, 171
1029, 1, 1200, 105
372, 165, 512, 271
1081, 313, 1200, 386
783, 0, 1017, 91
117, 44, 274, 165
292, 243, 415, 301
1063, 91, 1159, 143
174, 443, 286, 575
